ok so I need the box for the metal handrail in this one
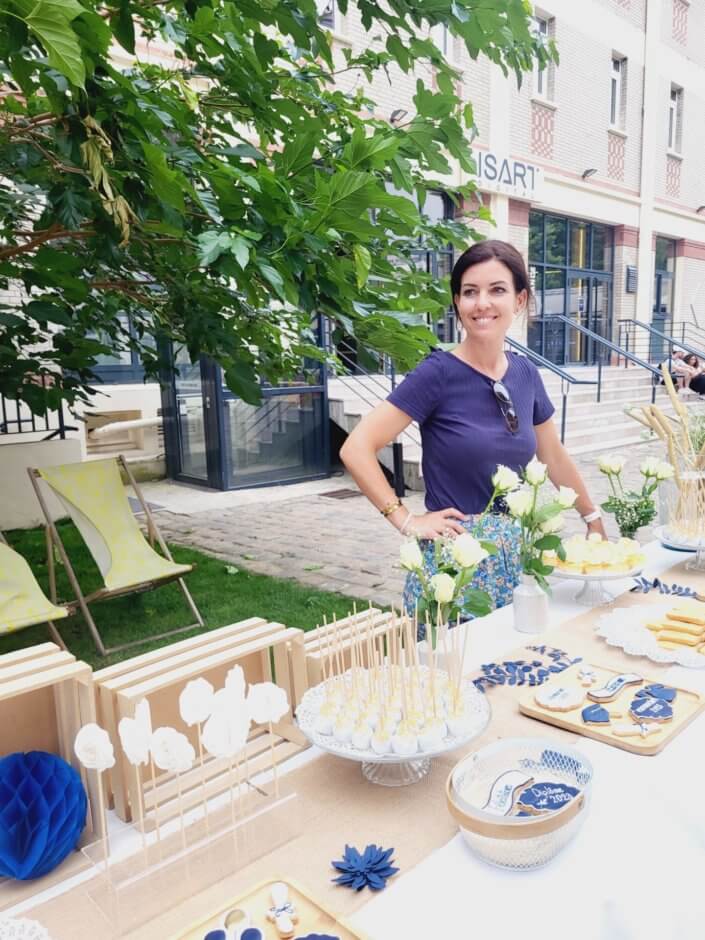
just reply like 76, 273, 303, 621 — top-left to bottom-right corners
553, 313, 661, 404
675, 321, 705, 354
617, 318, 705, 362
505, 337, 598, 443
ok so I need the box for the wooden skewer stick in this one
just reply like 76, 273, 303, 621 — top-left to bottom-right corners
228, 755, 237, 827
332, 613, 344, 679
268, 720, 280, 799
96, 771, 110, 872
149, 757, 162, 847
175, 771, 187, 851
196, 724, 209, 829
134, 766, 147, 851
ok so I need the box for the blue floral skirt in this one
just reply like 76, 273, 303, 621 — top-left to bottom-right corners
402, 513, 521, 640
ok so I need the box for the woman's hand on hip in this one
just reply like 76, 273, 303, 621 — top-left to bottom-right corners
406, 508, 468, 539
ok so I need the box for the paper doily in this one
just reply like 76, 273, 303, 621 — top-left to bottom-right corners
0, 919, 52, 940
595, 601, 705, 668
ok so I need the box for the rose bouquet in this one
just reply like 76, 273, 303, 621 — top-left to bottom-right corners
398, 465, 523, 626
598, 454, 674, 539
503, 457, 578, 590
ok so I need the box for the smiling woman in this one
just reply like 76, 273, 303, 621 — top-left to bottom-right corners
340, 239, 606, 629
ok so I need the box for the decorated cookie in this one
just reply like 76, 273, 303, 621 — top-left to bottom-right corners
577, 666, 597, 687
482, 770, 534, 817
629, 695, 673, 723
587, 673, 643, 703
581, 703, 610, 724
612, 722, 663, 738
515, 781, 580, 815
634, 684, 677, 703
534, 686, 585, 712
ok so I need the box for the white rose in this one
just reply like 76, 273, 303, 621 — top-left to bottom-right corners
640, 456, 660, 478
505, 488, 534, 519
399, 540, 424, 572
540, 513, 564, 534
151, 727, 195, 774
598, 455, 625, 475
430, 572, 455, 604
525, 457, 547, 486
247, 682, 290, 725
655, 461, 674, 481
451, 532, 488, 569
556, 486, 577, 509
74, 724, 115, 773
179, 677, 215, 727
492, 464, 520, 494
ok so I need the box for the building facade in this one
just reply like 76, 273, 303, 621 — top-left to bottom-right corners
328, 0, 705, 364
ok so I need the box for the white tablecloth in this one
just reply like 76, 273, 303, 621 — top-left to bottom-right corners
351, 543, 705, 940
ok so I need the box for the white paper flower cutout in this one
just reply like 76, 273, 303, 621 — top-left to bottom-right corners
74, 723, 115, 772
179, 677, 215, 726
151, 727, 195, 773
224, 664, 246, 702
202, 708, 251, 759
246, 682, 289, 725
118, 698, 153, 766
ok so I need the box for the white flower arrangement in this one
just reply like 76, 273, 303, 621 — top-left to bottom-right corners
598, 454, 675, 539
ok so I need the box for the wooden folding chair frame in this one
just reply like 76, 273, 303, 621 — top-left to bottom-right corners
28, 455, 204, 657
0, 529, 68, 650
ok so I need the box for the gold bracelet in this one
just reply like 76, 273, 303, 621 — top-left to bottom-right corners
380, 498, 403, 517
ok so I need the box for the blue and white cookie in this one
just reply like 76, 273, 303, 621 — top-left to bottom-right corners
612, 721, 663, 738
581, 703, 610, 724
482, 770, 534, 816
629, 695, 673, 723
515, 781, 580, 816
634, 683, 677, 703
534, 685, 585, 712
587, 673, 643, 703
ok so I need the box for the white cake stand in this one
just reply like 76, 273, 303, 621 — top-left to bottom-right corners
296, 673, 491, 787
551, 566, 643, 606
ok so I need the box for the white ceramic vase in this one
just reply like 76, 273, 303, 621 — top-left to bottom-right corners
512, 574, 549, 634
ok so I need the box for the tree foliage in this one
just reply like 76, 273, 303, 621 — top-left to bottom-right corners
0, 0, 554, 413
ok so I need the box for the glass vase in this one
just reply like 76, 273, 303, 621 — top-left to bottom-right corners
512, 574, 549, 634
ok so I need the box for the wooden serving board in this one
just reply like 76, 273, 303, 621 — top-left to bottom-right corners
178, 877, 366, 940
518, 662, 704, 755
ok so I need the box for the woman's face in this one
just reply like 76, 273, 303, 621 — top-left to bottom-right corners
454, 258, 527, 342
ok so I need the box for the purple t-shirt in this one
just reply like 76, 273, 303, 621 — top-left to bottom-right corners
387, 349, 555, 514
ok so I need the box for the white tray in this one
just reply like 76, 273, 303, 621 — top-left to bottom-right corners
595, 600, 705, 668
653, 525, 702, 553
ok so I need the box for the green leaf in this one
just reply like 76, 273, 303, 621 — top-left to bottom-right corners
25, 0, 86, 88
256, 261, 286, 300
142, 142, 186, 212
223, 365, 261, 406
479, 539, 498, 556
353, 244, 371, 289
230, 236, 250, 270
111, 0, 135, 54
534, 534, 561, 551
463, 588, 493, 617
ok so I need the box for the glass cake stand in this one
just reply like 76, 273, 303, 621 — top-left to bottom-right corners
551, 565, 643, 606
296, 672, 491, 787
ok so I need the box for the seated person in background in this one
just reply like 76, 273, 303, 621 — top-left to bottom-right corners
672, 352, 700, 391
655, 349, 684, 386
685, 355, 705, 396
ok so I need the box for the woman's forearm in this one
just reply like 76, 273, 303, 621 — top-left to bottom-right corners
340, 438, 408, 530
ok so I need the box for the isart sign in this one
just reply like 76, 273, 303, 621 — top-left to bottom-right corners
474, 151, 543, 202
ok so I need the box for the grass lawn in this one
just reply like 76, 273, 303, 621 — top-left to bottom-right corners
1, 521, 371, 669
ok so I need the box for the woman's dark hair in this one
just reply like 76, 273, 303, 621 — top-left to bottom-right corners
684, 353, 699, 367
450, 240, 532, 311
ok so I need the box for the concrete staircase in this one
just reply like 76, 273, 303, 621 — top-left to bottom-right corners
328, 365, 677, 491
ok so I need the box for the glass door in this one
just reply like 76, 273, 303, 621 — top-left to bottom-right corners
567, 275, 589, 364
172, 350, 210, 484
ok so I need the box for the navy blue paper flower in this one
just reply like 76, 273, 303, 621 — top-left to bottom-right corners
0, 751, 87, 880
331, 843, 398, 891
631, 577, 697, 597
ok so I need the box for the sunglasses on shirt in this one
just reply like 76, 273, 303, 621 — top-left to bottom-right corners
492, 380, 519, 434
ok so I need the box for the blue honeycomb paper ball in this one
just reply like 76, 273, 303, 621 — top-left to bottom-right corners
0, 751, 87, 880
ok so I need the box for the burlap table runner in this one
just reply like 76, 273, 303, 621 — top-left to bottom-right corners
22, 561, 705, 939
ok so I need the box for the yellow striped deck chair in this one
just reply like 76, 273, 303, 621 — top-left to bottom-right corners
28, 455, 204, 656
0, 531, 68, 647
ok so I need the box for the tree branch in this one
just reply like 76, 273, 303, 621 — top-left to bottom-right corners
0, 227, 96, 260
